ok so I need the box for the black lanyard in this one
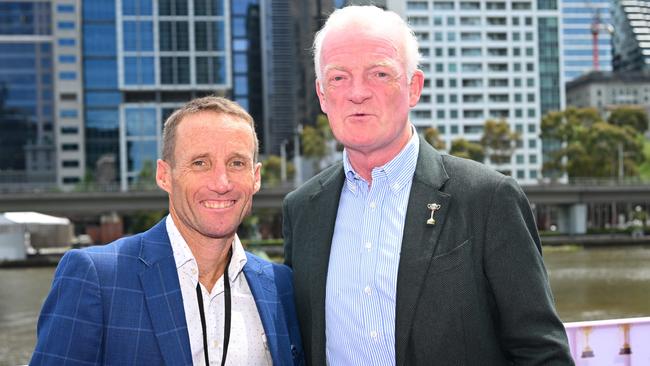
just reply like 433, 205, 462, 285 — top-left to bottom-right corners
196, 253, 232, 366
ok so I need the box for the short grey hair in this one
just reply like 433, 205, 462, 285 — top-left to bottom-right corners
162, 96, 259, 164
313, 5, 421, 82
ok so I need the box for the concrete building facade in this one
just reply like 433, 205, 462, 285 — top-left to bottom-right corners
389, 0, 564, 183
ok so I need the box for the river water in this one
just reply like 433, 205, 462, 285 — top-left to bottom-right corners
1, 246, 649, 365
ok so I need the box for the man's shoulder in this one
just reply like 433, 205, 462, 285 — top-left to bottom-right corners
245, 251, 291, 276
285, 161, 342, 203
428, 151, 507, 184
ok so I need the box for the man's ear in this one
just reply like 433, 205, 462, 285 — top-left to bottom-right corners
408, 70, 425, 107
253, 162, 262, 194
156, 159, 172, 194
315, 79, 328, 113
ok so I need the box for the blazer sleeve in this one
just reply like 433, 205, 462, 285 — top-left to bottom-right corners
483, 176, 573, 365
31, 249, 105, 365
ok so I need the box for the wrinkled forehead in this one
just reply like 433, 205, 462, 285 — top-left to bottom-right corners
320, 26, 406, 67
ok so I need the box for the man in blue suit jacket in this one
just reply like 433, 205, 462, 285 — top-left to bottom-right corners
32, 96, 304, 365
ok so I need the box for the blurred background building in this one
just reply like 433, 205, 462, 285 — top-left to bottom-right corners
1, 0, 650, 190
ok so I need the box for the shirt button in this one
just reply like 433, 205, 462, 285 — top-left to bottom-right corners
365, 242, 372, 251
212, 340, 219, 348
364, 286, 372, 295
369, 201, 376, 209
370, 331, 378, 339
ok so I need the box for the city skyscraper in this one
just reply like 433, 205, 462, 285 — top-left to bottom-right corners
388, 0, 563, 183
612, 0, 650, 72
81, 0, 231, 191
561, 0, 613, 81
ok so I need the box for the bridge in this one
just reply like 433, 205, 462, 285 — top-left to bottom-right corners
1, 181, 649, 225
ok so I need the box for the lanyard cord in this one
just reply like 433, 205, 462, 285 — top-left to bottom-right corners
196, 252, 232, 366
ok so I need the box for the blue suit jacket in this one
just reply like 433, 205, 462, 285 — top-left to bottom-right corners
31, 219, 304, 365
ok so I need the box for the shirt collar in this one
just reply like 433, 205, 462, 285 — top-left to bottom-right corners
342, 125, 420, 194
166, 215, 248, 284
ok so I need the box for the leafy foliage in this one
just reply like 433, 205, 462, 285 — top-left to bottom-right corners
301, 114, 333, 159
607, 106, 649, 133
479, 119, 520, 165
449, 138, 485, 162
261, 155, 294, 186
424, 127, 446, 150
541, 107, 644, 178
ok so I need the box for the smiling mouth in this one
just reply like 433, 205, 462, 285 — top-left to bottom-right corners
202, 200, 236, 209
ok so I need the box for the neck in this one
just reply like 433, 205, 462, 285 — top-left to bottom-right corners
346, 127, 413, 183
171, 213, 233, 293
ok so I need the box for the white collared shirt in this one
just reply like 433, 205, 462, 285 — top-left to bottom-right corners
166, 215, 272, 366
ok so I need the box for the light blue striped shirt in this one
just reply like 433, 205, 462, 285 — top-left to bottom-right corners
325, 131, 419, 366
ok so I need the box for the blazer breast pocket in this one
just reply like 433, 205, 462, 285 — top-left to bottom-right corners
429, 239, 471, 275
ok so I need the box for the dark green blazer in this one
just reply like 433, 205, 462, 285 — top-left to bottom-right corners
283, 137, 573, 366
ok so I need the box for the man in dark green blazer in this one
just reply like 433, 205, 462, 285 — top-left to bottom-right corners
283, 5, 573, 366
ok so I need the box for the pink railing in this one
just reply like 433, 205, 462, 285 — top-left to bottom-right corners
564, 317, 650, 365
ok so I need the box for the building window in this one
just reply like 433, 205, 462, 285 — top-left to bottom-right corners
62, 160, 80, 168
160, 57, 190, 84
63, 177, 80, 184
59, 71, 77, 80
196, 56, 226, 84
59, 55, 76, 63
195, 0, 224, 16
57, 21, 75, 30
62, 143, 79, 151
124, 57, 155, 85
123, 21, 154, 51
123, 0, 153, 15
159, 0, 188, 15
125, 107, 157, 137
60, 93, 77, 101
60, 109, 78, 118
159, 21, 189, 51
61, 126, 79, 134
57, 4, 75, 13
195, 21, 225, 51
58, 38, 76, 47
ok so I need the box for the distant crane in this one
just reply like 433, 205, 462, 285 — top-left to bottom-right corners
590, 8, 614, 71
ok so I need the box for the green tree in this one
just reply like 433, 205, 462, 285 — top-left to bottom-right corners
480, 119, 520, 165
541, 107, 644, 178
608, 106, 649, 134
302, 114, 333, 159
134, 160, 157, 190
424, 127, 446, 150
301, 114, 336, 171
449, 138, 485, 162
261, 155, 294, 186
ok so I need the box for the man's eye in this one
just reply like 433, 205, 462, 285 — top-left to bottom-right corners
230, 160, 247, 168
192, 160, 206, 167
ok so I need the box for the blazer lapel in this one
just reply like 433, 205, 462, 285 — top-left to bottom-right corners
305, 166, 345, 364
243, 255, 283, 364
395, 139, 451, 366
138, 220, 193, 366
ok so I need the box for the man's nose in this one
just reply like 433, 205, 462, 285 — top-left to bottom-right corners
208, 165, 233, 193
348, 79, 372, 103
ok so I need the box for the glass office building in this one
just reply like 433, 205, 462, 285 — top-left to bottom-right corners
561, 0, 612, 81
0, 1, 56, 187
80, 0, 231, 190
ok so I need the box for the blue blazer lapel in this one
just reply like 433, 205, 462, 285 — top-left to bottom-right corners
138, 219, 193, 366
244, 253, 285, 365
